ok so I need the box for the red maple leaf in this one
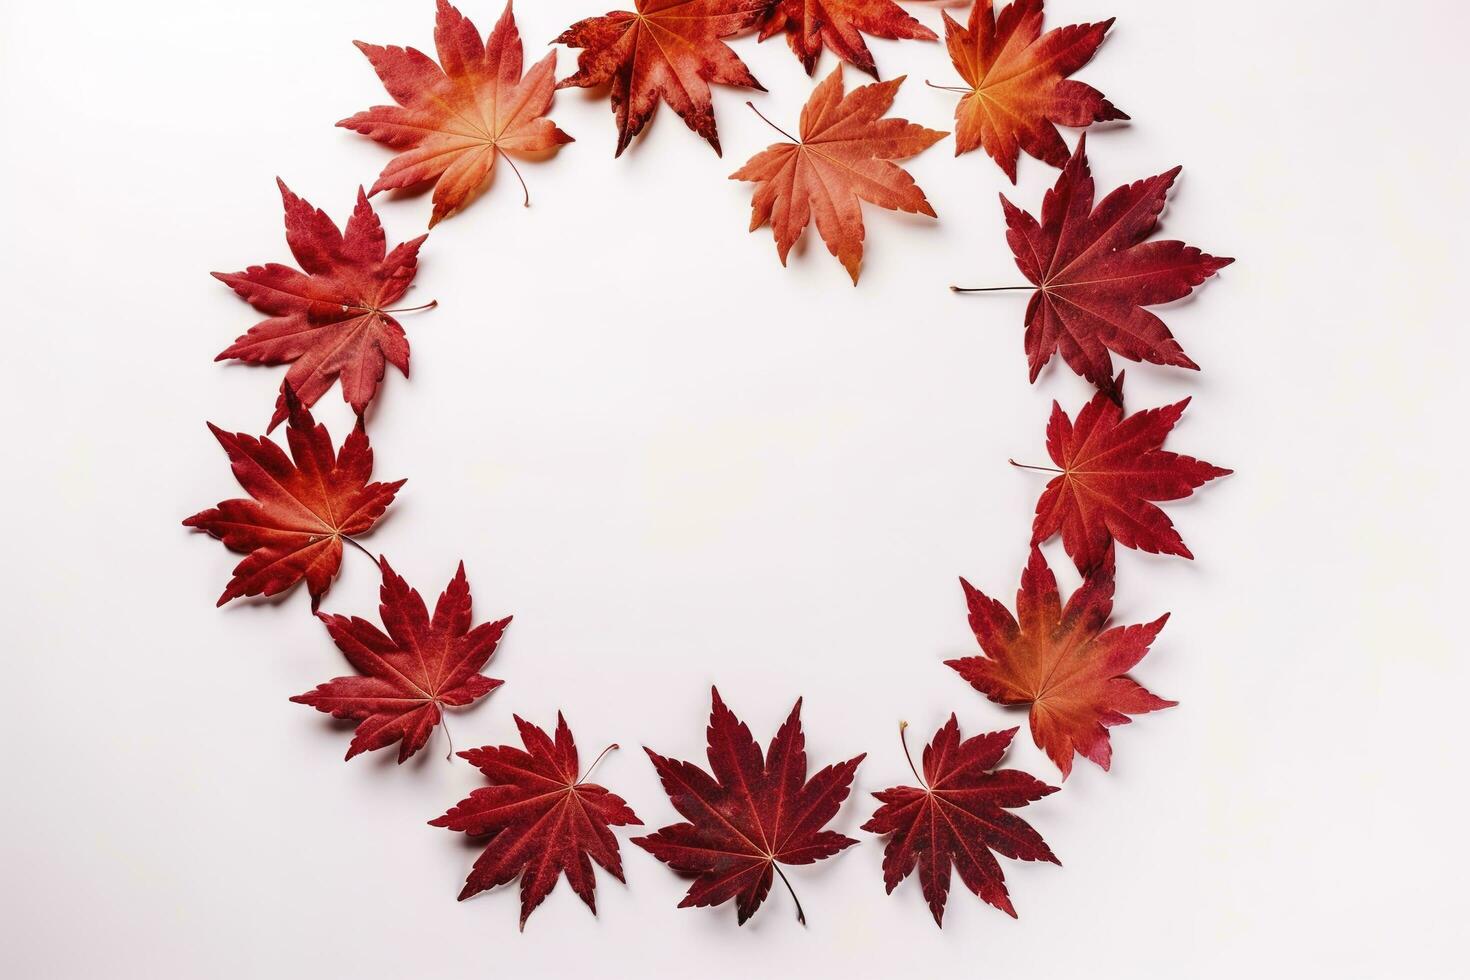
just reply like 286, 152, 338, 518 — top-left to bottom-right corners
938, 0, 1124, 181
340, 1, 574, 226
756, 0, 936, 79
1022, 378, 1231, 573
213, 180, 429, 431
431, 714, 641, 928
183, 391, 403, 608
554, 0, 767, 156
633, 687, 865, 924
731, 67, 946, 283
980, 135, 1233, 397
292, 559, 510, 763
861, 716, 1057, 925
947, 546, 1175, 776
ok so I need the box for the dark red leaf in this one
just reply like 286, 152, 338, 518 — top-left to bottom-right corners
293, 559, 510, 763
861, 716, 1057, 925
431, 714, 641, 928
1027, 378, 1231, 572
998, 135, 1232, 396
633, 687, 865, 924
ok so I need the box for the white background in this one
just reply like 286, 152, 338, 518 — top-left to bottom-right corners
3, 1, 1466, 976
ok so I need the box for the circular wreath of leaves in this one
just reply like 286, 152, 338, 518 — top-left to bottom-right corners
186, 0, 1231, 933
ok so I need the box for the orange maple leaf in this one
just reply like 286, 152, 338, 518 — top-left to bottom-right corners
340, 1, 573, 226
939, 0, 1124, 181
947, 546, 1175, 778
731, 67, 946, 283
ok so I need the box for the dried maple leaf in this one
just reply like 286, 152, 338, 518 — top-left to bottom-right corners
861, 717, 1057, 924
431, 714, 641, 928
213, 180, 428, 431
554, 0, 767, 156
292, 559, 510, 763
731, 67, 946, 283
633, 687, 865, 925
947, 547, 1175, 777
183, 390, 403, 608
1021, 378, 1231, 573
340, 1, 573, 226
938, 0, 1124, 181
755, 0, 936, 79
976, 135, 1233, 396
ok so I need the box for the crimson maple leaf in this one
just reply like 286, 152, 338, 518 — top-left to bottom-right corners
938, 0, 1124, 181
861, 717, 1058, 925
431, 714, 641, 928
947, 547, 1175, 777
183, 390, 403, 608
978, 135, 1233, 397
731, 67, 946, 283
213, 180, 428, 431
554, 0, 767, 156
756, 0, 936, 79
633, 687, 865, 924
292, 559, 510, 763
1022, 378, 1231, 573
340, 1, 574, 226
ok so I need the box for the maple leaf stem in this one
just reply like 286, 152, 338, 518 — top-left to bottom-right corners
441, 712, 456, 761
898, 720, 926, 789
497, 148, 531, 208
772, 863, 807, 926
577, 743, 619, 785
745, 101, 798, 144
381, 300, 439, 314
1008, 458, 1063, 474
949, 285, 1034, 293
342, 300, 438, 315
924, 80, 971, 94
341, 534, 383, 566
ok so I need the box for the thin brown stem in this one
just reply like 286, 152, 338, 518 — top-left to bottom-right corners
898, 721, 925, 789
773, 864, 807, 926
498, 148, 530, 207
745, 101, 798, 144
1008, 459, 1063, 474
925, 80, 971, 94
341, 534, 382, 567
441, 711, 456, 761
577, 743, 620, 785
342, 300, 438, 315
950, 285, 1034, 293
382, 300, 438, 314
